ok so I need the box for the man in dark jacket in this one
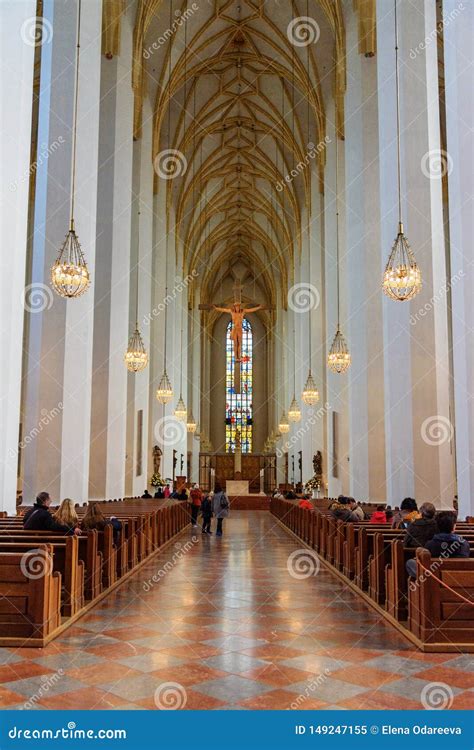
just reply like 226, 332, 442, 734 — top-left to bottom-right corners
23, 492, 71, 533
425, 511, 470, 558
403, 502, 437, 548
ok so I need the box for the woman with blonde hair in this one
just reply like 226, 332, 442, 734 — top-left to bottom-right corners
53, 498, 80, 535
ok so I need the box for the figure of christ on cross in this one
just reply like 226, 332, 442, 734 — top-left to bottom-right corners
199, 284, 270, 363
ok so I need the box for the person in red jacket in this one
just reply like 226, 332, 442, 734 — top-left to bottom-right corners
298, 498, 313, 510
189, 484, 202, 527
370, 505, 387, 523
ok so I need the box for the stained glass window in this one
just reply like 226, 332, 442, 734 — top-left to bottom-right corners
225, 318, 252, 453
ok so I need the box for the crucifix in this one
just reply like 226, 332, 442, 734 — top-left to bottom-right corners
199, 280, 271, 391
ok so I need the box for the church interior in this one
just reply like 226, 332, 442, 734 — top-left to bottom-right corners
0, 0, 473, 712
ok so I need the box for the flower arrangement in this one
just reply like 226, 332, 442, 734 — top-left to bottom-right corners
150, 472, 165, 487
305, 476, 321, 492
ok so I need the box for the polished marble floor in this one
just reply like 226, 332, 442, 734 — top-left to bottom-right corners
1, 512, 473, 710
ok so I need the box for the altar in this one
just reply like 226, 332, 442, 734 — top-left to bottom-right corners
226, 479, 249, 496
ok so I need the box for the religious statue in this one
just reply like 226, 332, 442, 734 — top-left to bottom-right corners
152, 445, 162, 474
199, 281, 270, 362
313, 451, 323, 482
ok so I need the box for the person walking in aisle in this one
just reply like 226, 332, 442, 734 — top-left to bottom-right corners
201, 492, 213, 534
212, 484, 229, 536
189, 483, 202, 527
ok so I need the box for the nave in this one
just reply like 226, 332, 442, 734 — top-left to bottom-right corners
0, 513, 472, 711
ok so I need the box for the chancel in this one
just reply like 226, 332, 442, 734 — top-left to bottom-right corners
0, 0, 473, 713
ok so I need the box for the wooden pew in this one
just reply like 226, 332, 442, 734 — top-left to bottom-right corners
408, 549, 474, 645
0, 548, 61, 642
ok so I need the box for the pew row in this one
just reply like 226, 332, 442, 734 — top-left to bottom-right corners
270, 497, 474, 652
0, 502, 190, 647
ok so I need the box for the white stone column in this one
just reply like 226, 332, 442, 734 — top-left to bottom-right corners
59, 0, 103, 502
130, 99, 153, 497
444, 0, 474, 518
0, 0, 36, 513
345, 4, 386, 502
324, 108, 350, 498
105, 13, 134, 500
377, 0, 453, 506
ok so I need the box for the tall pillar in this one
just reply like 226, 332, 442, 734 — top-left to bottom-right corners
345, 5, 386, 502
0, 0, 36, 513
59, 0, 102, 502
89, 12, 134, 500
324, 108, 350, 498
22, 0, 101, 504
377, 0, 453, 506
129, 99, 153, 497
444, 1, 474, 518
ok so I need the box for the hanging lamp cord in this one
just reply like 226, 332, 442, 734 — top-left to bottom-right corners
70, 0, 82, 229
394, 0, 403, 232
335, 132, 340, 331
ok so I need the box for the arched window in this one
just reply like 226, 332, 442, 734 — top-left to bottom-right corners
225, 318, 252, 453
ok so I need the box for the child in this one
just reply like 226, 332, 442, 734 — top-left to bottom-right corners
201, 493, 213, 534
370, 505, 387, 524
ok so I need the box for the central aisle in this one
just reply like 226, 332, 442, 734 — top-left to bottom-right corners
1, 512, 471, 710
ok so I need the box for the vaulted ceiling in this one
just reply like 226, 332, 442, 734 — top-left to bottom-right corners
102, 0, 376, 305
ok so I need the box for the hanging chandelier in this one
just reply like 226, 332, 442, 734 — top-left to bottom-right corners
186, 411, 197, 433
328, 328, 351, 374
174, 394, 187, 421
124, 327, 148, 373
382, 0, 421, 301
124, 206, 148, 372
288, 395, 302, 423
278, 411, 290, 434
51, 0, 90, 299
156, 370, 173, 404
327, 133, 351, 374
301, 23, 320, 406
302, 371, 320, 405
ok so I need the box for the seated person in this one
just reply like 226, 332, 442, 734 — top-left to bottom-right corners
351, 501, 365, 521
370, 505, 387, 524
23, 492, 79, 534
154, 487, 164, 499
53, 498, 82, 535
142, 489, 152, 498
331, 497, 358, 522
298, 497, 313, 510
426, 511, 470, 558
403, 502, 437, 548
328, 494, 345, 512
392, 497, 420, 528
81, 502, 122, 543
285, 490, 296, 500
406, 511, 469, 577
